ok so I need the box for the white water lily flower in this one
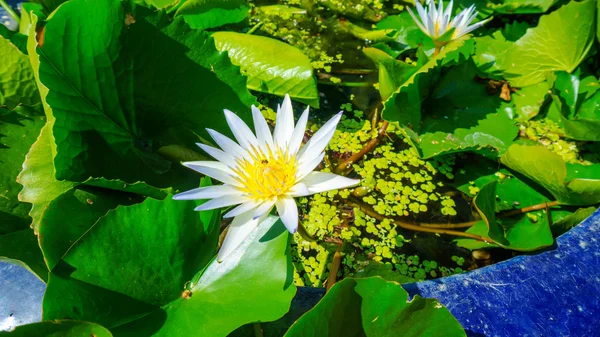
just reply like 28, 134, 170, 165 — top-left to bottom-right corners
408, 0, 491, 43
174, 95, 360, 262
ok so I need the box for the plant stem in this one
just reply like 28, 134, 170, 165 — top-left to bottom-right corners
346, 197, 494, 244
0, 0, 19, 25
336, 119, 388, 174
500, 200, 560, 218
419, 221, 478, 229
246, 22, 263, 35
317, 80, 373, 87
253, 323, 264, 337
333, 68, 376, 75
326, 243, 343, 293
433, 46, 441, 57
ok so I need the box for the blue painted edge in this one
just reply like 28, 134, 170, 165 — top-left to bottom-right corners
1, 210, 599, 335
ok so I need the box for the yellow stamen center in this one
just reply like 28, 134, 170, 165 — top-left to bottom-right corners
232, 145, 297, 199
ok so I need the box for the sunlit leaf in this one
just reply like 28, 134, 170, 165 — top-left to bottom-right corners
213, 32, 319, 107
501, 0, 595, 87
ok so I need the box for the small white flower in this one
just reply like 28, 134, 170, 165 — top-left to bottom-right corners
174, 95, 360, 262
408, 0, 491, 43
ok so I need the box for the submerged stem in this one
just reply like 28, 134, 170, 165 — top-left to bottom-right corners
346, 197, 494, 244
0, 0, 20, 25
336, 118, 388, 174
246, 22, 263, 35
253, 323, 264, 337
317, 80, 373, 87
326, 243, 343, 293
500, 200, 560, 217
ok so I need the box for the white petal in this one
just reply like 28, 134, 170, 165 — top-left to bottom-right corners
297, 111, 342, 161
296, 151, 325, 181
273, 94, 295, 147
415, 0, 428, 22
206, 128, 248, 160
223, 200, 261, 218
408, 7, 428, 34
275, 196, 299, 234
217, 211, 267, 262
196, 143, 237, 168
288, 182, 311, 197
224, 109, 259, 150
288, 106, 309, 155
252, 105, 274, 147
253, 198, 276, 218
301, 171, 361, 194
183, 161, 240, 186
173, 184, 239, 200
437, 0, 443, 21
444, 0, 454, 18
194, 194, 249, 211
462, 16, 492, 36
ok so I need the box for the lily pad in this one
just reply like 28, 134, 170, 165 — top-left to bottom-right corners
500, 144, 600, 205
213, 32, 319, 107
501, 0, 596, 87
284, 277, 466, 337
3, 320, 113, 337
43, 204, 295, 337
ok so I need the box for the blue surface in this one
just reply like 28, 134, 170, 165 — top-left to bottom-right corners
404, 208, 600, 337
0, 0, 20, 31
0, 263, 44, 331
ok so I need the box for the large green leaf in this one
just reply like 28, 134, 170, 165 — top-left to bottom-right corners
42, 196, 219, 327
500, 144, 600, 205
0, 35, 39, 108
213, 32, 319, 107
43, 202, 295, 337
381, 36, 472, 131
115, 216, 295, 337
0, 320, 112, 337
285, 277, 466, 337
176, 0, 250, 30
501, 0, 596, 87
36, 0, 254, 185
403, 61, 518, 158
